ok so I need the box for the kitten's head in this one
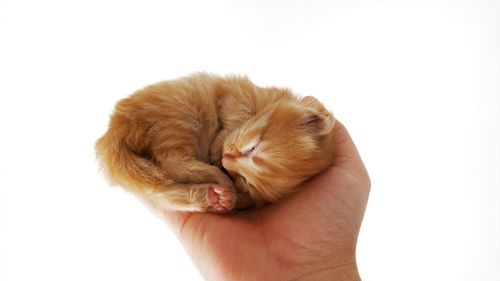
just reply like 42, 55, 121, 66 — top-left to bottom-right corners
222, 96, 335, 204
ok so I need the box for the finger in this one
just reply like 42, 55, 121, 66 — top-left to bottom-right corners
331, 120, 370, 181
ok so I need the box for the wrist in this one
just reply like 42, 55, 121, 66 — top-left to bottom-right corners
293, 259, 361, 281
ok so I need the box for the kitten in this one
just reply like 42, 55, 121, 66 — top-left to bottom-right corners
95, 73, 335, 213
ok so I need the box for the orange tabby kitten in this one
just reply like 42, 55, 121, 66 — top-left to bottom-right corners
95, 73, 335, 213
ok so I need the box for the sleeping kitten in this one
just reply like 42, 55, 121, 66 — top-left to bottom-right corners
95, 73, 335, 213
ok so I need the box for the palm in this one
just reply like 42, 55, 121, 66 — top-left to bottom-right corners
158, 122, 370, 280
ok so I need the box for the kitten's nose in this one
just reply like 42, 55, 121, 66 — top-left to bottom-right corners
221, 154, 234, 170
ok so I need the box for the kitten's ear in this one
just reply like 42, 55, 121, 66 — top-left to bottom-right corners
300, 96, 335, 135
301, 96, 328, 113
300, 109, 335, 136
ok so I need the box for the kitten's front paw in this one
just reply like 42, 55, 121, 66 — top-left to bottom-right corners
207, 184, 236, 213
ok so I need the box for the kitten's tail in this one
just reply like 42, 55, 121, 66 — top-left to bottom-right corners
95, 120, 168, 194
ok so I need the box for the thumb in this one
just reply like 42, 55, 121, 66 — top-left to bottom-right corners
331, 120, 370, 184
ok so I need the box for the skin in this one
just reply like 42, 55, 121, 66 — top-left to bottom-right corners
142, 121, 370, 281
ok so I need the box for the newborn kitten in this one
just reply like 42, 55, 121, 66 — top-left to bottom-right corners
95, 73, 335, 213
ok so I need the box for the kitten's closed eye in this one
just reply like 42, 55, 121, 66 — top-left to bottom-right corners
242, 139, 260, 156
221, 138, 263, 178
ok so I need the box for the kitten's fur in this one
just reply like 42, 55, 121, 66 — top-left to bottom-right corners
95, 73, 335, 213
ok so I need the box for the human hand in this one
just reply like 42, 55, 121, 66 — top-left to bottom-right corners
154, 121, 370, 281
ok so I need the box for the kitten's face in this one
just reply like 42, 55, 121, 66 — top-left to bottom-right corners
222, 98, 335, 203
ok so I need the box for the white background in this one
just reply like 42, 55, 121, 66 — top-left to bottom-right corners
1, 0, 499, 280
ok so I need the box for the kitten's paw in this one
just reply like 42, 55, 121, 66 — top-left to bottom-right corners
207, 184, 236, 213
